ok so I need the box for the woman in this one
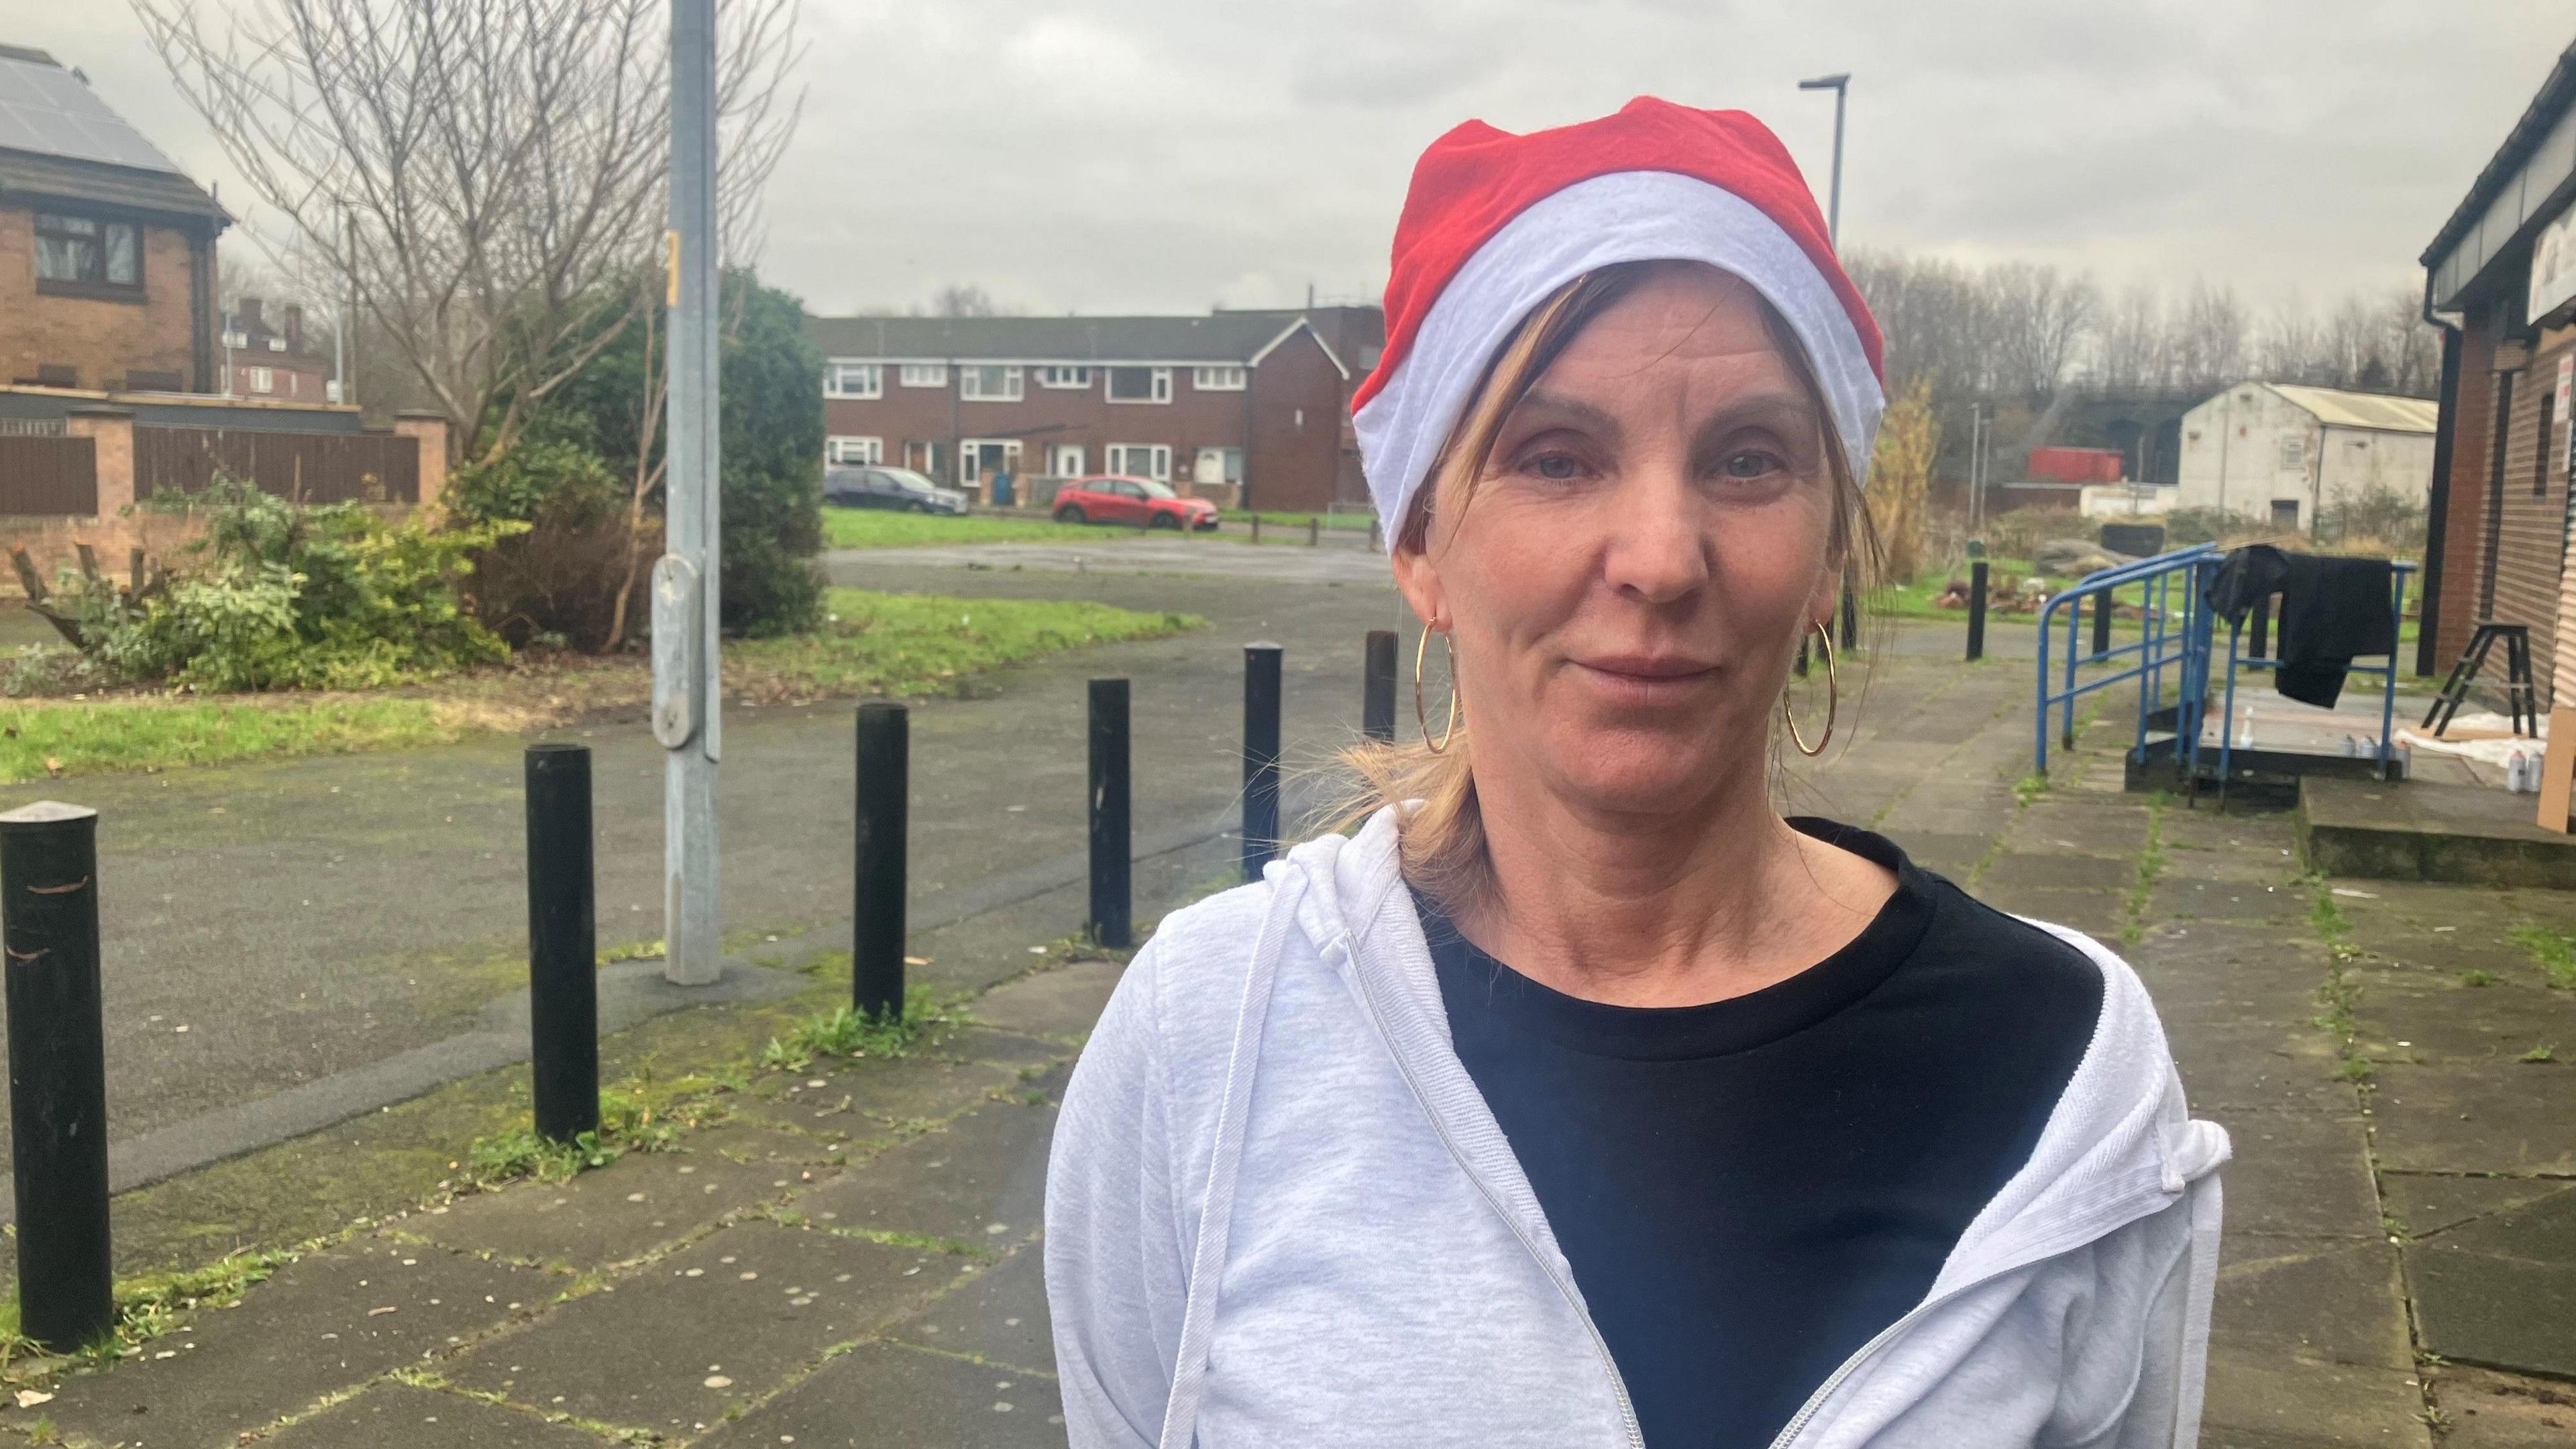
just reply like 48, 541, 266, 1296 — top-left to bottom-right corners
1047, 99, 2228, 1449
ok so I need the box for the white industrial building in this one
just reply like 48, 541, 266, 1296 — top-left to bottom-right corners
2174, 382, 2438, 531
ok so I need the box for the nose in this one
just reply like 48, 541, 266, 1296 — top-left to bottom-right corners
1599, 464, 1709, 605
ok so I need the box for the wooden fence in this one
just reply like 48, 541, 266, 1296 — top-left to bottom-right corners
133, 426, 419, 505
0, 435, 99, 515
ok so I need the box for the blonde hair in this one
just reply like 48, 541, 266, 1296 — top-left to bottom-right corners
1336, 261, 1884, 917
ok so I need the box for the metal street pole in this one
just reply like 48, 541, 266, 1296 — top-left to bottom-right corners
1798, 72, 1849, 248
655, 0, 722, 985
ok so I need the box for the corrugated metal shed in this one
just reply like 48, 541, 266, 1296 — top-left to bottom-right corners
2267, 384, 2440, 434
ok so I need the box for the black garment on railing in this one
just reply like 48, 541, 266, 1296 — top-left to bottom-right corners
2203, 545, 2394, 709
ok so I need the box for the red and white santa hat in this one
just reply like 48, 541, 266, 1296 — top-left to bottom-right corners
1353, 97, 1886, 540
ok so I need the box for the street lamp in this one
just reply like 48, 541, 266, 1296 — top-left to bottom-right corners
1797, 72, 1849, 248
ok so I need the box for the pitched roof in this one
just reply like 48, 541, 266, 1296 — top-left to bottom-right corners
0, 46, 228, 227
804, 311, 1309, 365
2266, 384, 2439, 434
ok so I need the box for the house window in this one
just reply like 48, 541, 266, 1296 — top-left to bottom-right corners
1194, 447, 1244, 484
1106, 443, 1171, 480
898, 364, 947, 388
1036, 366, 1091, 389
1192, 365, 1246, 392
34, 212, 141, 289
824, 362, 881, 398
245, 366, 275, 394
960, 364, 1024, 401
1106, 366, 1171, 404
826, 435, 883, 466
2277, 437, 2303, 472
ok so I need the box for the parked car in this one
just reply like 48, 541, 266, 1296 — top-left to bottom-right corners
1051, 474, 1220, 531
824, 465, 969, 515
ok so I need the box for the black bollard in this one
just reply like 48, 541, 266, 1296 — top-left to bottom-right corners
2092, 586, 2114, 659
1, 801, 113, 1354
1243, 643, 1283, 881
1250, 515, 1260, 545
1368, 518, 1383, 551
853, 702, 909, 1022
1088, 678, 1132, 949
1363, 630, 1398, 742
1308, 517, 1320, 547
525, 744, 599, 1144
1966, 560, 1989, 661
1839, 586, 1858, 652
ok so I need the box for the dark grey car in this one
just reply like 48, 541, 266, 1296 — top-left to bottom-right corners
824, 465, 970, 515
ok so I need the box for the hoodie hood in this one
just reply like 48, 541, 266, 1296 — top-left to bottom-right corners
1047, 806, 2229, 1449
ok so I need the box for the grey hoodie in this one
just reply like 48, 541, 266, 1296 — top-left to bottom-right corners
1046, 807, 2231, 1448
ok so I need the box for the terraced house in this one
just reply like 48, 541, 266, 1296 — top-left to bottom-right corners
802, 307, 1382, 514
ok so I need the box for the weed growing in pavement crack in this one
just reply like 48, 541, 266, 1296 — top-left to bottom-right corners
2459, 969, 2499, 987
2505, 922, 2576, 989
759, 986, 963, 1071
2307, 885, 2372, 1083
2520, 1043, 2559, 1063
2119, 793, 2169, 949
466, 1087, 694, 1189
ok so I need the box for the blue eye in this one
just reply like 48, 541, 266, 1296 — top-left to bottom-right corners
1720, 449, 1782, 480
1531, 453, 1581, 480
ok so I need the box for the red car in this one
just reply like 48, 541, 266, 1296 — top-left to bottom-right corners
1052, 474, 1220, 531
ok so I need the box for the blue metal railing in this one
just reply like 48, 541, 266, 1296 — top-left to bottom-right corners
2033, 545, 2416, 786
2034, 545, 2219, 776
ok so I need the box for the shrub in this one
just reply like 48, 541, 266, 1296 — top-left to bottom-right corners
70, 477, 517, 690
714, 274, 825, 637
447, 439, 655, 651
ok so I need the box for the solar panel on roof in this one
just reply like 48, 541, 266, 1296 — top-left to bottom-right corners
0, 53, 183, 176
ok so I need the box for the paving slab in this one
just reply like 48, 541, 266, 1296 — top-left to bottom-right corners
2199, 1347, 2430, 1448
2369, 1062, 2576, 1175
792, 1099, 1058, 1247
2433, 1366, 2576, 1448
731, 1055, 1024, 1145
445, 1220, 967, 1436
965, 959, 1128, 1040
887, 1241, 1055, 1375
44, 1237, 550, 1447
262, 1381, 612, 1448
413, 1141, 805, 1269
697, 1341, 1066, 1448
2207, 1110, 2382, 1240
2350, 977, 2575, 1065
2149, 877, 2315, 925
2383, 1175, 2573, 1240
1977, 852, 2138, 894
2406, 1188, 2576, 1379
1970, 883, 2125, 934
2210, 1236, 2414, 1371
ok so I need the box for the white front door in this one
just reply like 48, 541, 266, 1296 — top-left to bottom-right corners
1194, 447, 1227, 486
1053, 443, 1085, 477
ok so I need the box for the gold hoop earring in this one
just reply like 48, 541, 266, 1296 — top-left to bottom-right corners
1782, 620, 1837, 757
1415, 623, 1462, 754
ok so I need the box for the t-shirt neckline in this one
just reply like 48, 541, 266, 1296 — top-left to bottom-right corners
1418, 819, 1937, 1062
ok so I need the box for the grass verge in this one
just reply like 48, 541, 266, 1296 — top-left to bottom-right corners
0, 696, 460, 785
822, 507, 1104, 549
729, 589, 1199, 700
1, 588, 1198, 782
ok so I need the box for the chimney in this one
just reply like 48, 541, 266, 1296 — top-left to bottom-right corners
239, 297, 264, 331
283, 304, 304, 355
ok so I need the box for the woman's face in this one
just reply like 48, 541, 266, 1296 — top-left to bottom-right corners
1393, 262, 1843, 818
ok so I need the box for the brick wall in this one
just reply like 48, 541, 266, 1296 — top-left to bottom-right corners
2434, 317, 2498, 673
0, 207, 202, 392
2483, 329, 2576, 705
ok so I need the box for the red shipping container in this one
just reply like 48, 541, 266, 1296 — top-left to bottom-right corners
2026, 446, 2125, 483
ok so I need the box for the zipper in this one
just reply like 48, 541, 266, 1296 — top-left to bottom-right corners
1339, 936, 1648, 1449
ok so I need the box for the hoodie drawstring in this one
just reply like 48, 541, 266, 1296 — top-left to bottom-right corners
1155, 868, 1307, 1449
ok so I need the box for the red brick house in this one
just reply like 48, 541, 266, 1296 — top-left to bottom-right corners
221, 297, 333, 403
802, 307, 1383, 514
2420, 36, 2576, 702
0, 44, 229, 394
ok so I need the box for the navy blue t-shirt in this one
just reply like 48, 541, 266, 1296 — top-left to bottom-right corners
1421, 820, 2101, 1448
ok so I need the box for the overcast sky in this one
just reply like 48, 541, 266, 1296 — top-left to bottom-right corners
17, 2, 2576, 319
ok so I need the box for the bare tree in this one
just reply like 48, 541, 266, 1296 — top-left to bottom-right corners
133, 0, 802, 462
2172, 280, 2249, 392
1988, 263, 2098, 398
2094, 282, 2172, 393
930, 284, 1000, 319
